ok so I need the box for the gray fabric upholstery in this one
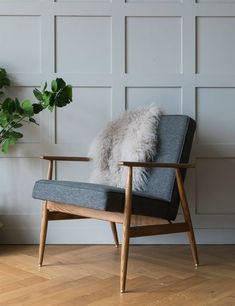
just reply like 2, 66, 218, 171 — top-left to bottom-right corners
33, 180, 170, 219
32, 115, 196, 221
144, 115, 196, 219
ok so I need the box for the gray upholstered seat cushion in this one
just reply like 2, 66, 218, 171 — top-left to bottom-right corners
32, 115, 196, 221
33, 180, 170, 219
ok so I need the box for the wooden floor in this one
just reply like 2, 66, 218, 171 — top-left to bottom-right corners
0, 245, 235, 305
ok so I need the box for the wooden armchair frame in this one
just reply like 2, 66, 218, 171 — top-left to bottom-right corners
39, 156, 199, 293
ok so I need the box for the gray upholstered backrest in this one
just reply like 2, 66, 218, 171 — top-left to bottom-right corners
144, 115, 196, 218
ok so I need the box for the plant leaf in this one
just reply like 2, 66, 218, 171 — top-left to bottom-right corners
22, 100, 34, 116
0, 111, 9, 128
15, 98, 24, 115
0, 68, 11, 89
9, 131, 23, 139
41, 92, 51, 108
8, 99, 16, 114
48, 105, 54, 112
65, 85, 72, 100
51, 80, 57, 92
12, 122, 23, 129
43, 82, 47, 91
1, 138, 10, 153
29, 117, 39, 125
33, 103, 44, 114
56, 78, 66, 90
2, 98, 13, 112
33, 89, 43, 102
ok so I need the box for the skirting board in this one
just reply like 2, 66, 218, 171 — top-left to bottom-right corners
0, 221, 235, 244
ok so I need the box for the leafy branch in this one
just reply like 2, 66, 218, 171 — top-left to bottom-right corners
0, 68, 72, 153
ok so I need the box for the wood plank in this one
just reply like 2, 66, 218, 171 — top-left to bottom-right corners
41, 156, 91, 161
47, 201, 169, 226
48, 211, 88, 221
119, 161, 194, 168
129, 223, 189, 238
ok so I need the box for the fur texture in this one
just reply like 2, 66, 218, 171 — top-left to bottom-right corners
89, 106, 162, 191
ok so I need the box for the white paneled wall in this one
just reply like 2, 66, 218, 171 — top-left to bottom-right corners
0, 0, 235, 244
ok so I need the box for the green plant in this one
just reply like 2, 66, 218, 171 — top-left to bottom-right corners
0, 68, 72, 153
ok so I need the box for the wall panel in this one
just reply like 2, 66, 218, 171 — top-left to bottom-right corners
196, 88, 235, 145
56, 87, 112, 151
0, 16, 41, 73
55, 16, 112, 73
126, 17, 182, 74
197, 17, 235, 73
196, 158, 235, 214
126, 87, 182, 113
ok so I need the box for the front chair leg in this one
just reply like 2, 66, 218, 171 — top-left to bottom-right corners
39, 202, 49, 267
120, 166, 133, 293
120, 223, 130, 293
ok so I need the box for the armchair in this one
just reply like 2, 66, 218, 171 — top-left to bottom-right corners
33, 115, 198, 293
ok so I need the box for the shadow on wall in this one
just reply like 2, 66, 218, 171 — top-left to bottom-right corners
0, 213, 41, 245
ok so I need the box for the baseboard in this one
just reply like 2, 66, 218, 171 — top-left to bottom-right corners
1, 219, 235, 244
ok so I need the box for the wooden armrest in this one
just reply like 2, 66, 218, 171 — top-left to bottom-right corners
40, 156, 91, 162
118, 161, 194, 169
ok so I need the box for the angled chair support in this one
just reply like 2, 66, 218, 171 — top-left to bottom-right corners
34, 115, 199, 293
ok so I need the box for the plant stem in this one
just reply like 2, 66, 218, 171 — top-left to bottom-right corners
0, 116, 27, 143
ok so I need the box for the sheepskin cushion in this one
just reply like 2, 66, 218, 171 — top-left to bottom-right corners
89, 106, 162, 191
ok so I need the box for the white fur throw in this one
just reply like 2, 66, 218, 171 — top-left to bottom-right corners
89, 106, 162, 191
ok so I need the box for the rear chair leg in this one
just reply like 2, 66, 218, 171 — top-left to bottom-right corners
110, 222, 119, 248
187, 227, 199, 268
176, 169, 199, 268
39, 202, 49, 267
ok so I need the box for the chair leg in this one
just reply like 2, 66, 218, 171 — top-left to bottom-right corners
110, 222, 119, 248
120, 166, 133, 293
120, 224, 130, 293
187, 228, 199, 268
39, 202, 49, 267
176, 169, 199, 268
